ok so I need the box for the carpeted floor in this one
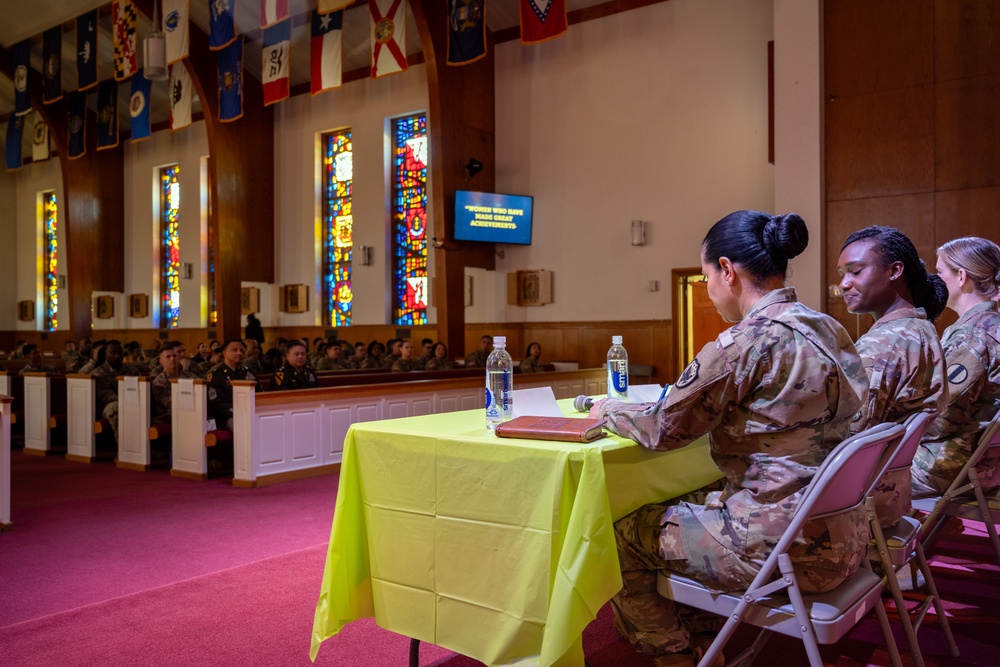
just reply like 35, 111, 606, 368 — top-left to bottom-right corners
1, 449, 998, 666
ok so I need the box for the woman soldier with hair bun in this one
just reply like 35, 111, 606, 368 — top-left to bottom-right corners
912, 236, 1000, 496
592, 210, 869, 667
836, 225, 948, 528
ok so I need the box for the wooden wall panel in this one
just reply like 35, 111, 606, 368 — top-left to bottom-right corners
935, 0, 1000, 81
935, 187, 1000, 241
935, 75, 1000, 191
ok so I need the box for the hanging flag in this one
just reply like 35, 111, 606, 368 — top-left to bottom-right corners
32, 115, 50, 162
77, 10, 99, 91
218, 36, 244, 122
97, 79, 119, 150
68, 90, 87, 159
42, 26, 63, 104
370, 0, 408, 79
262, 20, 291, 105
319, 0, 351, 13
520, 0, 567, 45
311, 9, 343, 95
130, 69, 152, 142
260, 0, 289, 29
163, 0, 190, 64
448, 0, 486, 66
169, 63, 192, 130
12, 39, 31, 117
113, 0, 138, 81
210, 0, 237, 50
5, 116, 25, 171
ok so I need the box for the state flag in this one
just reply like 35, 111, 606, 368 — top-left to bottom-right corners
520, 0, 567, 45
77, 11, 99, 91
163, 0, 190, 64
448, 0, 486, 66
42, 26, 63, 104
169, 63, 192, 130
12, 39, 31, 117
97, 79, 119, 150
210, 0, 237, 50
113, 0, 138, 81
262, 20, 291, 105
130, 70, 152, 142
218, 37, 244, 122
311, 10, 343, 95
370, 0, 408, 79
68, 90, 87, 159
260, 0, 289, 29
5, 115, 24, 171
32, 115, 50, 162
318, 0, 351, 13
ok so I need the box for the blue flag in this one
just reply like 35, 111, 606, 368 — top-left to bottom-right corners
68, 90, 87, 159
218, 37, 243, 122
12, 39, 31, 116
43, 26, 63, 104
129, 69, 151, 142
447, 0, 487, 65
210, 0, 236, 50
77, 11, 99, 91
5, 115, 25, 171
97, 79, 119, 150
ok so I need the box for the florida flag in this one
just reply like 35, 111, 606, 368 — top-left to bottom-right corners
260, 0, 289, 29
311, 10, 342, 95
370, 0, 408, 78
520, 0, 567, 45
262, 20, 291, 105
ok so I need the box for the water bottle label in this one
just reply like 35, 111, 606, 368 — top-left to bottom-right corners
501, 371, 510, 411
486, 388, 499, 418
612, 370, 628, 393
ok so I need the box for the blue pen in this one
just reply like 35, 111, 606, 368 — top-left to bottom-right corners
656, 384, 670, 403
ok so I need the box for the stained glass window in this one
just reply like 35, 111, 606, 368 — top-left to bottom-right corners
322, 130, 354, 326
391, 113, 428, 325
208, 219, 216, 328
43, 191, 58, 331
160, 165, 181, 329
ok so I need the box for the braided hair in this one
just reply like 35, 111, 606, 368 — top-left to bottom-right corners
841, 226, 947, 321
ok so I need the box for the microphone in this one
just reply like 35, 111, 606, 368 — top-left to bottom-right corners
573, 395, 595, 413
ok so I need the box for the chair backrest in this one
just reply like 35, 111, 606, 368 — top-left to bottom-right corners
886, 410, 934, 471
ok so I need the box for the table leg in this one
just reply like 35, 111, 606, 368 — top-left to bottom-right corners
409, 638, 420, 667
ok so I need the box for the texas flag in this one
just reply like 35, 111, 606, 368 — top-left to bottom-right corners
370, 0, 408, 78
262, 20, 291, 105
260, 0, 289, 29
311, 10, 343, 95
520, 0, 567, 45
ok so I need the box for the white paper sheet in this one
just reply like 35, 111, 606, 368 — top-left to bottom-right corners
511, 386, 563, 417
178, 377, 195, 412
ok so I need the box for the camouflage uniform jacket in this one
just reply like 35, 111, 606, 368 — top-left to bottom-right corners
316, 356, 351, 371
151, 368, 198, 424
913, 300, 1000, 493
206, 364, 259, 423
599, 288, 870, 587
92, 363, 141, 413
520, 357, 543, 373
359, 356, 381, 370
271, 363, 318, 391
19, 363, 57, 375
425, 357, 453, 371
381, 353, 400, 369
391, 358, 424, 373
465, 349, 489, 369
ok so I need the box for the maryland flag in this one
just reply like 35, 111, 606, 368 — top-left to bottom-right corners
448, 0, 486, 65
370, 0, 408, 78
97, 79, 119, 150
113, 0, 138, 81
520, 0, 567, 45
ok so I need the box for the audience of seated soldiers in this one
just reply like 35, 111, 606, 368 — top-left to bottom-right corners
92, 340, 141, 441
364, 341, 385, 368
381, 338, 403, 369
465, 335, 493, 368
9, 339, 26, 359
349, 341, 368, 369
425, 343, 453, 371
415, 338, 434, 368
65, 337, 93, 373
391, 340, 423, 372
520, 342, 544, 373
207, 340, 258, 430
18, 344, 57, 375
78, 343, 105, 375
150, 342, 197, 424
272, 340, 318, 390
316, 341, 351, 370
243, 339, 264, 375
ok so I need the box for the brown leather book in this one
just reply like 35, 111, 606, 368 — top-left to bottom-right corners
494, 416, 607, 443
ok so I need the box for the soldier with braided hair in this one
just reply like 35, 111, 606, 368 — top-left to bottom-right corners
837, 225, 948, 527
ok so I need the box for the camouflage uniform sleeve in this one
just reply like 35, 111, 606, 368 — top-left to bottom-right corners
599, 335, 739, 451
931, 342, 988, 437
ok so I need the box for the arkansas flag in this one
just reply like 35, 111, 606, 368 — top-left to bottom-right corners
169, 63, 192, 130
311, 10, 342, 95
260, 0, 289, 29
520, 0, 567, 44
262, 20, 291, 105
370, 0, 408, 78
113, 0, 138, 81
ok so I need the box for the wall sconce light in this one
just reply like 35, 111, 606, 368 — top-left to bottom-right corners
56, 274, 67, 289
182, 262, 193, 279
359, 245, 373, 266
631, 219, 646, 246
464, 158, 483, 178
143, 0, 169, 81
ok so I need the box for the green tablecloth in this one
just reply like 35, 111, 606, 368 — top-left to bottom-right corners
311, 401, 723, 666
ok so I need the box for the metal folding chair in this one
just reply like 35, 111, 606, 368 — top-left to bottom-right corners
656, 423, 906, 667
866, 411, 959, 667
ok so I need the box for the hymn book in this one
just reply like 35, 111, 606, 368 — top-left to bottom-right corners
494, 416, 607, 443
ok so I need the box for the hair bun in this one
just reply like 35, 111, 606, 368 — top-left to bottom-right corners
762, 213, 809, 261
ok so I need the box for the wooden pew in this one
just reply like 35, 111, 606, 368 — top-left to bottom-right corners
22, 373, 61, 455
1, 396, 11, 531
169, 378, 210, 481
116, 376, 152, 471
65, 374, 99, 462
0, 372, 25, 435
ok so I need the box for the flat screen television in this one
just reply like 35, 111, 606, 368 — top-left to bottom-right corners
454, 190, 533, 245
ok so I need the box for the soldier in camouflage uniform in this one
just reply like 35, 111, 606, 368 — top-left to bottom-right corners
91, 340, 141, 441
519, 342, 544, 373
18, 344, 57, 375
425, 342, 453, 371
150, 343, 197, 424
912, 237, 1000, 496
380, 339, 403, 369
594, 211, 869, 666
464, 335, 493, 369
207, 340, 259, 429
391, 341, 424, 372
316, 343, 352, 371
838, 226, 948, 527
272, 340, 318, 390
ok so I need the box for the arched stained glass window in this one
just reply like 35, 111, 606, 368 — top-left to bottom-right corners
42, 191, 58, 331
391, 113, 428, 325
322, 130, 353, 326
160, 165, 180, 329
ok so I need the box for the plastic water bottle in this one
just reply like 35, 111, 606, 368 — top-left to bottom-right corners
607, 335, 629, 400
485, 336, 514, 429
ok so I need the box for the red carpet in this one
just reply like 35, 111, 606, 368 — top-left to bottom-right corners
1, 449, 998, 666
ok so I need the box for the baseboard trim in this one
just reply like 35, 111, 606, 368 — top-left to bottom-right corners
170, 469, 208, 481
66, 453, 94, 463
232, 463, 341, 489
116, 461, 151, 472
